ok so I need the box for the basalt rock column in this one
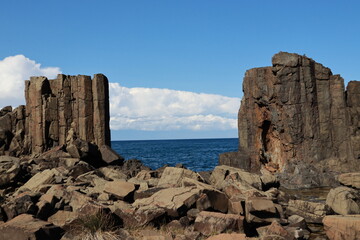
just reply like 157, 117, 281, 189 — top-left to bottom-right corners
25, 74, 111, 154
233, 52, 360, 188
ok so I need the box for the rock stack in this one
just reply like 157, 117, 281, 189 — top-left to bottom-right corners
0, 74, 111, 157
220, 52, 360, 188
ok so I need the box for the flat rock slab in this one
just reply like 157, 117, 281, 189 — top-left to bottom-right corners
19, 168, 60, 192
245, 197, 280, 224
287, 199, 330, 224
338, 172, 360, 189
194, 211, 244, 236
157, 167, 199, 188
0, 214, 63, 240
210, 165, 262, 191
133, 187, 201, 217
104, 180, 136, 200
323, 215, 360, 240
48, 210, 78, 228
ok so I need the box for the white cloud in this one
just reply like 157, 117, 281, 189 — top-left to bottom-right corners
109, 83, 240, 131
0, 55, 61, 107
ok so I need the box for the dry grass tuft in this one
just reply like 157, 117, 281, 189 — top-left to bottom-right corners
68, 210, 124, 240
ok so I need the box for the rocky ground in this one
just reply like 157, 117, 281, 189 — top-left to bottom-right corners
0, 143, 360, 240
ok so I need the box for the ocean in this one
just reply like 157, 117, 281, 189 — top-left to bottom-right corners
111, 138, 238, 172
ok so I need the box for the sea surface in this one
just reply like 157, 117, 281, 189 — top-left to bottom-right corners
111, 138, 238, 172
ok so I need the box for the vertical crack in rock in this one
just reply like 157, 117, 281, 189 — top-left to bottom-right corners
0, 74, 111, 157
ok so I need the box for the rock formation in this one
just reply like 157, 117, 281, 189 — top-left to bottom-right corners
221, 52, 360, 188
0, 74, 111, 156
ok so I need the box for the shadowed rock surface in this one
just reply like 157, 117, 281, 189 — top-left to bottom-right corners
221, 52, 360, 188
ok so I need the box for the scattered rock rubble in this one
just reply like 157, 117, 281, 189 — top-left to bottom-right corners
1, 146, 359, 239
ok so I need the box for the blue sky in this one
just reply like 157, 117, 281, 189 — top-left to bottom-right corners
1, 1, 359, 140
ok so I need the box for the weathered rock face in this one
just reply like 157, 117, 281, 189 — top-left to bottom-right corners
0, 74, 110, 157
0, 105, 27, 156
223, 52, 360, 188
25, 74, 111, 154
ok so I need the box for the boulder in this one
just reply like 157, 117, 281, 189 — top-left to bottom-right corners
114, 204, 166, 228
210, 165, 262, 191
2, 191, 40, 220
47, 210, 78, 229
194, 211, 244, 236
133, 187, 201, 217
182, 177, 229, 213
99, 145, 124, 165
121, 159, 151, 178
157, 167, 199, 188
228, 196, 245, 215
104, 180, 136, 201
323, 215, 360, 240
287, 215, 306, 229
338, 172, 360, 189
287, 200, 330, 224
0, 214, 63, 240
219, 151, 251, 171
326, 186, 360, 215
0, 156, 21, 187
256, 221, 291, 239
98, 166, 127, 181
18, 168, 61, 193
245, 197, 281, 224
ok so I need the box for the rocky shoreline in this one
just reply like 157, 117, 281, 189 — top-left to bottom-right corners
0, 147, 360, 240
1, 52, 360, 239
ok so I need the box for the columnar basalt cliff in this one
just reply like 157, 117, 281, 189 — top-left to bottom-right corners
0, 74, 111, 156
222, 52, 360, 188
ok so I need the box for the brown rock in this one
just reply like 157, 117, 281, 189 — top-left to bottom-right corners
48, 210, 78, 228
228, 195, 245, 215
0, 156, 20, 187
226, 52, 360, 188
326, 186, 360, 215
23, 74, 111, 155
219, 151, 251, 171
0, 214, 63, 240
287, 199, 330, 224
104, 180, 136, 200
194, 211, 244, 236
323, 215, 360, 240
18, 168, 60, 193
157, 167, 199, 188
182, 177, 229, 213
210, 165, 262, 191
133, 187, 201, 217
114, 204, 166, 228
206, 233, 247, 240
257, 221, 291, 239
287, 215, 306, 229
99, 145, 124, 165
245, 197, 280, 224
338, 172, 360, 189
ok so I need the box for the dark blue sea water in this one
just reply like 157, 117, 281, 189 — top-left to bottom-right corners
111, 138, 238, 172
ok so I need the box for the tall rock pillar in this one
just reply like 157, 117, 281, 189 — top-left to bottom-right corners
25, 74, 111, 155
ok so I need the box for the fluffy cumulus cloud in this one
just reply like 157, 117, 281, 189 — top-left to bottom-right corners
0, 55, 61, 107
109, 83, 240, 131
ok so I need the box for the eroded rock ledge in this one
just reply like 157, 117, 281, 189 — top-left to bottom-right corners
221, 52, 360, 188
